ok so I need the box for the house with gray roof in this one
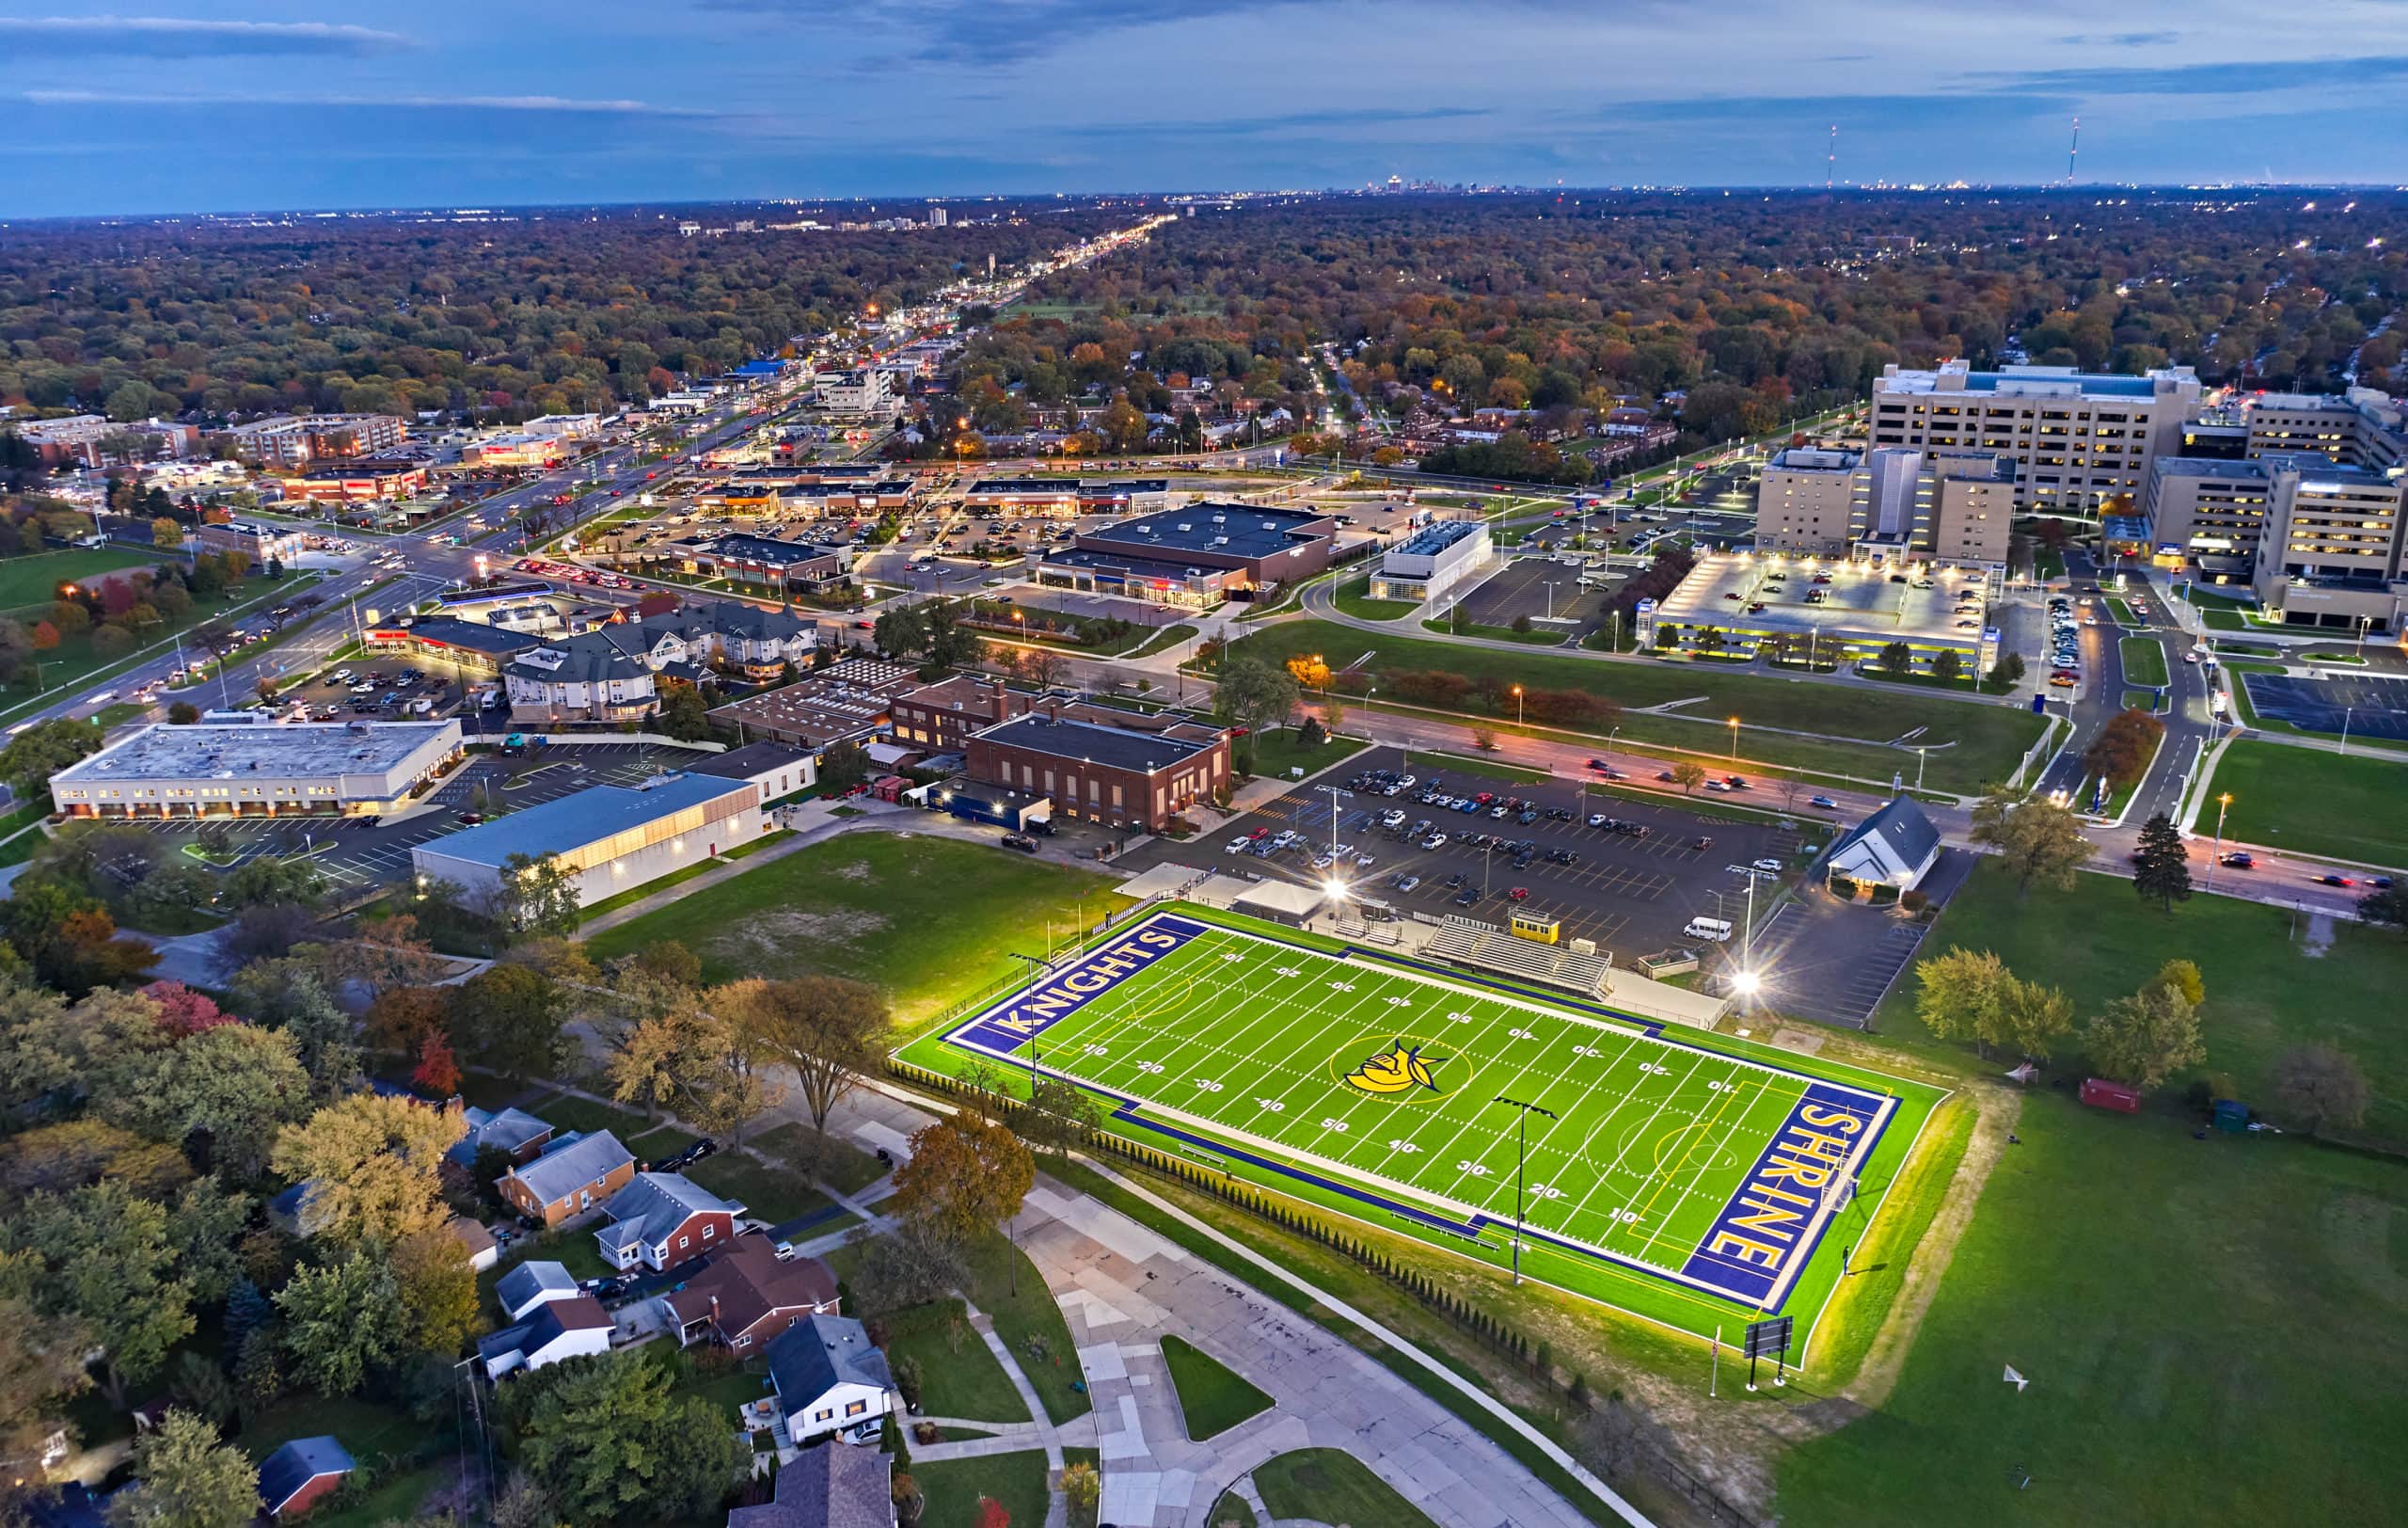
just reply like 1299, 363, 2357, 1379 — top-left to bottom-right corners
476, 1294, 613, 1379
765, 1314, 895, 1446
594, 1170, 747, 1271
257, 1436, 355, 1519
495, 1260, 584, 1322
726, 1440, 893, 1528
446, 1105, 556, 1169
499, 1130, 637, 1227
1824, 794, 1943, 892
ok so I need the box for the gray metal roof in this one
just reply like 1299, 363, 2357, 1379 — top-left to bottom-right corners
974, 712, 1216, 774
505, 1131, 634, 1205
54, 721, 455, 787
418, 776, 752, 870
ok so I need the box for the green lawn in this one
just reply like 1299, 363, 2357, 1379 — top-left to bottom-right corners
1208, 1489, 1261, 1528
1777, 1091, 2408, 1528
909, 1451, 1052, 1528
2120, 689, 2159, 713
582, 834, 1118, 1022
959, 1228, 1091, 1425
753, 1122, 890, 1195
2120, 634, 2169, 688
1422, 616, 1568, 645
1243, 724, 1369, 784
1213, 618, 2045, 794
2202, 740, 2408, 870
0, 547, 157, 609
1876, 859, 2408, 1149
527, 1090, 654, 1143
683, 1151, 838, 1226
1160, 1334, 1274, 1440
1253, 1449, 1441, 1528
2106, 596, 2139, 625
881, 1298, 1030, 1423
575, 854, 727, 921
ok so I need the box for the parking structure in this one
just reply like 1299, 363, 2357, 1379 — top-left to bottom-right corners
1435, 553, 1601, 641
1180, 747, 1842, 966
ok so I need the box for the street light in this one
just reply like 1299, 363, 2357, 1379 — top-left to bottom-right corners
1512, 684, 1524, 727
1492, 1094, 1558, 1286
1728, 715, 1741, 760
2206, 791, 2233, 889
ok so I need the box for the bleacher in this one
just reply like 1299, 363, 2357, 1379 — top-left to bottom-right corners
1423, 915, 1611, 998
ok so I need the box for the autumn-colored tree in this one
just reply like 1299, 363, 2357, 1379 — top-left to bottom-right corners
29, 620, 57, 651
974, 1498, 1010, 1528
141, 980, 234, 1040
267, 1092, 466, 1249
890, 1113, 1034, 1247
720, 975, 888, 1154
411, 1032, 463, 1096
365, 985, 451, 1055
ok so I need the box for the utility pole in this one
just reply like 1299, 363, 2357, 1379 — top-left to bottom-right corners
1492, 1094, 1558, 1286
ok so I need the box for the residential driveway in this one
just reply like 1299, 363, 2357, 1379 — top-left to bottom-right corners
1015, 1181, 1597, 1528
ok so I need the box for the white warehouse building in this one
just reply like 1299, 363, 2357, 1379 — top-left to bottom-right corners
50, 721, 463, 819
408, 773, 766, 907
1367, 519, 1493, 605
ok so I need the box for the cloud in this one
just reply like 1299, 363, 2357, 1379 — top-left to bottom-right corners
1133, 105, 1493, 139
22, 89, 716, 119
2050, 31, 2180, 47
0, 15, 410, 58
1981, 54, 2408, 95
708, 0, 1279, 63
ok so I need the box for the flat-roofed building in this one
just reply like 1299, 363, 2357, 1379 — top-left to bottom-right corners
687, 740, 817, 803
2249, 453, 2408, 630
411, 773, 765, 907
1368, 519, 1492, 604
2147, 457, 2273, 561
1030, 547, 1239, 608
816, 370, 896, 419
1069, 502, 1338, 590
51, 721, 462, 819
1869, 361, 2201, 515
673, 533, 848, 594
706, 656, 921, 750
366, 615, 542, 675
2241, 387, 2408, 474
198, 519, 308, 566
1755, 446, 2016, 567
286, 460, 429, 503
221, 413, 405, 469
965, 711, 1230, 833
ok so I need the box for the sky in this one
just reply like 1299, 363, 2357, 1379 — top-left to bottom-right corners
4, 1, 2408, 217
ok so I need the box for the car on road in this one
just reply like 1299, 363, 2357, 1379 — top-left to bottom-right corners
2320, 873, 2355, 887
1809, 795, 1839, 809
2219, 852, 2255, 868
1703, 780, 1732, 792
1227, 836, 1252, 854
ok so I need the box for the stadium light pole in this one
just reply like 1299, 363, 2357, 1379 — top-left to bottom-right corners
1493, 1094, 1557, 1286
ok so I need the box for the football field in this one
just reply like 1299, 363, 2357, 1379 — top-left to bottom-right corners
915, 909, 1944, 1337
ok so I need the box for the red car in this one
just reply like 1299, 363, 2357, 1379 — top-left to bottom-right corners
1507, 887, 1530, 901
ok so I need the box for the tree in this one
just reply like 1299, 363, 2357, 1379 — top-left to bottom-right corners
390, 1224, 480, 1355
268, 1092, 466, 1249
2084, 708, 2166, 792
107, 1022, 314, 1177
1993, 975, 2075, 1063
273, 1252, 406, 1396
2272, 1044, 2369, 1138
819, 739, 873, 792
450, 963, 568, 1081
166, 701, 200, 725
218, 854, 326, 912
1988, 651, 2026, 687
0, 1118, 192, 1201
1060, 1461, 1101, 1528
1931, 649, 1965, 684
605, 1003, 719, 1122
1877, 640, 1913, 676
108, 1409, 257, 1528
1213, 651, 1302, 740
151, 517, 183, 550
1670, 760, 1707, 794
1913, 948, 2011, 1053
504, 1350, 746, 1527
143, 980, 233, 1039
2131, 814, 2192, 911
0, 1248, 90, 1478
494, 852, 579, 942
1968, 788, 2090, 898
0, 716, 104, 801
411, 1032, 463, 1095
1023, 1075, 1106, 1157
365, 985, 451, 1055
974, 1500, 1010, 1528
0, 1179, 195, 1404
721, 976, 888, 1155
2149, 958, 2206, 1009
890, 1113, 1034, 1247
2085, 982, 2206, 1091
2357, 883, 2408, 931
166, 1175, 250, 1305
848, 1219, 968, 1318
656, 677, 713, 741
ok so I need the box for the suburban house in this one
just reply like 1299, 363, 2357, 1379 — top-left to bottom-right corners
726, 1440, 894, 1528
659, 1238, 840, 1351
765, 1314, 896, 1446
495, 1260, 584, 1323
257, 1437, 355, 1520
594, 1171, 747, 1271
448, 1216, 499, 1272
446, 1105, 557, 1169
1822, 794, 1944, 893
499, 1131, 638, 1226
476, 1295, 614, 1379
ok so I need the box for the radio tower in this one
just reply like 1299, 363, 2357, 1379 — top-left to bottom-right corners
1827, 124, 1837, 193
2067, 118, 2080, 185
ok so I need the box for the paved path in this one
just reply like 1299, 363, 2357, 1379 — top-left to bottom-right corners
1011, 1171, 1638, 1528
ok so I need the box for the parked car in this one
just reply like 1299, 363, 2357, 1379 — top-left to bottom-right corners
999, 834, 1038, 853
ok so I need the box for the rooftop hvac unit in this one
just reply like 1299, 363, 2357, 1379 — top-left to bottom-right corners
1569, 937, 1598, 955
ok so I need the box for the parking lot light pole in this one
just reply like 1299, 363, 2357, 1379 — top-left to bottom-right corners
1492, 1094, 1557, 1286
2206, 791, 2233, 889
1512, 685, 1524, 727
1728, 715, 1741, 761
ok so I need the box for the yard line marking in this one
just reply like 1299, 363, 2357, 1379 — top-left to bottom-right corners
1605, 1057, 1759, 1257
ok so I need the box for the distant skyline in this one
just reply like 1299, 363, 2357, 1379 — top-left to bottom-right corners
5, 2, 2408, 217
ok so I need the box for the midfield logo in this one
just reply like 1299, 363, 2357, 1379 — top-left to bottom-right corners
1342, 1040, 1449, 1098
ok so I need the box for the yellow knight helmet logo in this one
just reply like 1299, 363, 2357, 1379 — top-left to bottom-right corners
1343, 1040, 1446, 1097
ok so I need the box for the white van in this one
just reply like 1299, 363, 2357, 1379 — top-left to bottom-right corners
1683, 917, 1735, 942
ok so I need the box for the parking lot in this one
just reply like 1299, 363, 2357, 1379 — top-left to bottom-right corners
122, 741, 712, 892
1439, 553, 1602, 641
2240, 671, 2408, 741
1655, 552, 1995, 651
1158, 747, 1839, 965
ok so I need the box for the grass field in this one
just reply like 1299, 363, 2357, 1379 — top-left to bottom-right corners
1877, 860, 2408, 1149
1254, 1449, 1442, 1528
909, 1450, 1052, 1528
2201, 740, 2408, 869
1331, 574, 1420, 622
1216, 618, 2045, 793
903, 907, 1945, 1352
1159, 1334, 1274, 1440
881, 1297, 1030, 1423
582, 834, 1118, 1022
1244, 724, 1367, 784
2120, 634, 2169, 687
1777, 1090, 2408, 1527
0, 547, 157, 609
